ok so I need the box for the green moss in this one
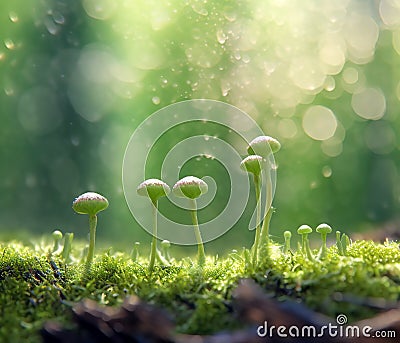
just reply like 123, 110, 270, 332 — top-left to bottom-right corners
0, 238, 400, 342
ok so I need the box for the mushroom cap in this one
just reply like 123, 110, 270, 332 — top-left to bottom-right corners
52, 230, 63, 240
297, 224, 313, 235
72, 192, 109, 216
172, 176, 208, 199
240, 155, 263, 175
316, 223, 332, 234
284, 231, 292, 239
137, 178, 170, 202
161, 239, 171, 248
247, 135, 281, 157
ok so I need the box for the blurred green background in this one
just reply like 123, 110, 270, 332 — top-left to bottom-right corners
1, 0, 399, 253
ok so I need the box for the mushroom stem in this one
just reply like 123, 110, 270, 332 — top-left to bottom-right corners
336, 231, 344, 256
86, 214, 97, 267
316, 223, 332, 260
190, 199, 205, 267
131, 242, 140, 262
161, 240, 171, 261
62, 233, 74, 263
52, 230, 63, 254
319, 233, 328, 259
260, 167, 273, 246
283, 231, 291, 255
301, 233, 307, 252
251, 173, 261, 266
148, 200, 158, 273
260, 206, 274, 249
261, 164, 275, 246
304, 237, 315, 261
297, 225, 314, 261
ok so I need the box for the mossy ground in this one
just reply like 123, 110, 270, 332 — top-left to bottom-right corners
1, 237, 400, 343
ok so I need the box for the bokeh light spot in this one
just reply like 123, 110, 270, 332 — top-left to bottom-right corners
379, 0, 400, 27
392, 30, 400, 55
321, 137, 343, 157
302, 105, 337, 141
364, 121, 396, 155
78, 44, 114, 83
319, 39, 346, 75
351, 87, 386, 120
278, 118, 298, 138
83, 0, 116, 20
342, 67, 358, 84
344, 13, 379, 63
290, 57, 326, 92
18, 87, 63, 135
129, 39, 165, 70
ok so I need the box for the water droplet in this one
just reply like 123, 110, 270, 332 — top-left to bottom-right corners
322, 165, 332, 178
216, 30, 227, 44
221, 84, 230, 97
204, 136, 210, 141
4, 38, 15, 50
152, 96, 160, 105
4, 86, 14, 96
9, 12, 19, 23
242, 55, 251, 63
45, 16, 60, 35
223, 11, 237, 22
192, 4, 208, 16
53, 11, 65, 25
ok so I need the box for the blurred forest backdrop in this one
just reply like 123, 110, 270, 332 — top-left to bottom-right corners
0, 0, 400, 252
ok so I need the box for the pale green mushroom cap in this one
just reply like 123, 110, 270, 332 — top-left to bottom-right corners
172, 176, 208, 199
316, 223, 332, 234
72, 192, 109, 216
297, 224, 313, 235
137, 178, 170, 203
247, 135, 281, 157
240, 155, 263, 175
161, 240, 171, 248
284, 231, 292, 239
52, 230, 63, 240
